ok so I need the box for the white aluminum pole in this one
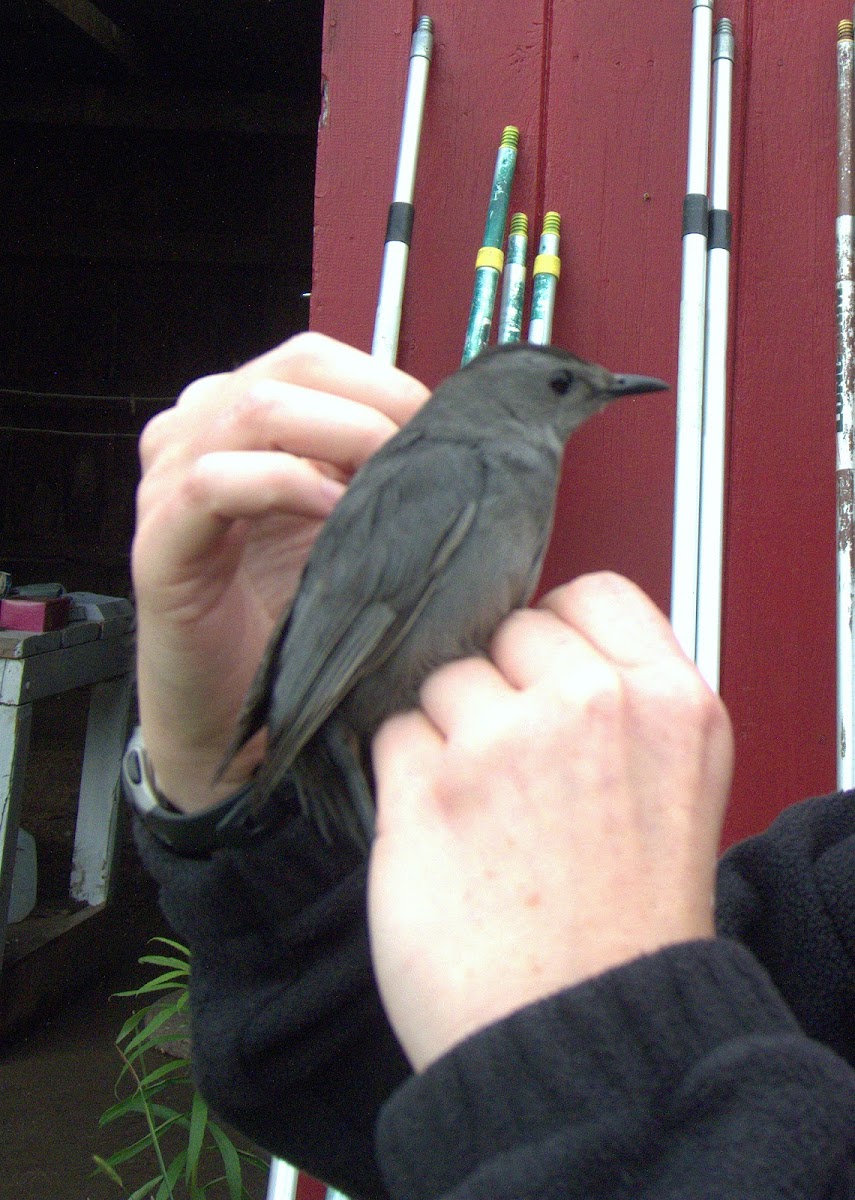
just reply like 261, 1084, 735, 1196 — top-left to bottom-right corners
837, 19, 855, 789
268, 32, 436, 1200
372, 16, 434, 364
696, 18, 735, 691
266, 1159, 349, 1200
266, 1158, 299, 1200
671, 0, 714, 659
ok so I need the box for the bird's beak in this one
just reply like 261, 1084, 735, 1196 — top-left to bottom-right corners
608, 374, 669, 397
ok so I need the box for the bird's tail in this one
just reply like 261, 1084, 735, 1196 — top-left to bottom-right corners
293, 719, 375, 854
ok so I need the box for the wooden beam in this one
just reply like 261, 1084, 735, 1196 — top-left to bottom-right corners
40, 0, 144, 72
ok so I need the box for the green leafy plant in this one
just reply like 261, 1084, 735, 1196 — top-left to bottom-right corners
95, 937, 268, 1200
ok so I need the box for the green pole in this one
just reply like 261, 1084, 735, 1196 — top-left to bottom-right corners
498, 212, 529, 344
462, 126, 519, 363
528, 211, 561, 345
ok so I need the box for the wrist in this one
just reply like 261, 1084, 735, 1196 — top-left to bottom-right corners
134, 687, 266, 813
133, 627, 266, 812
122, 726, 293, 857
141, 733, 265, 814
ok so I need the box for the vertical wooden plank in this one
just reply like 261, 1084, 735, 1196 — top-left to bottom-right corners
313, 0, 846, 843
312, 1, 413, 355
393, 6, 548, 384
315, 0, 697, 617
294, 1173, 327, 1200
313, 1, 550, 386
720, 0, 839, 842
535, 0, 694, 616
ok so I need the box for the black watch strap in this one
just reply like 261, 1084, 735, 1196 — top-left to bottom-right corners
121, 727, 294, 857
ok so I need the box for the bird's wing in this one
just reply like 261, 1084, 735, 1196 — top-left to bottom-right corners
222, 596, 295, 761
256, 435, 483, 770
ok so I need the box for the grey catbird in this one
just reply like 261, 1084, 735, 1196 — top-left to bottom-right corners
222, 343, 667, 851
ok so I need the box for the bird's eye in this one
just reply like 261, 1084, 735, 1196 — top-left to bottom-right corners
550, 370, 574, 395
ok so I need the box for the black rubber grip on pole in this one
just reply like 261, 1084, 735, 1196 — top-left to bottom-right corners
708, 208, 732, 251
682, 193, 709, 237
385, 201, 414, 245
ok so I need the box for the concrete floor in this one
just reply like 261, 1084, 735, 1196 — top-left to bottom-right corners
0, 864, 173, 1199
1, 929, 159, 1199
0, 689, 271, 1199
0, 848, 273, 1200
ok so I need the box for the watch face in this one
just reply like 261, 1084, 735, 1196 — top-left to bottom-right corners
122, 727, 279, 856
121, 732, 162, 817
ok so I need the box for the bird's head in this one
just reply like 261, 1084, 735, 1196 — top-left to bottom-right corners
461, 343, 669, 443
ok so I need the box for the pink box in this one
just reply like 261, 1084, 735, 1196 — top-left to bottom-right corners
0, 595, 71, 632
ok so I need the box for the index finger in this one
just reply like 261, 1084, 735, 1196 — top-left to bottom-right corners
233, 332, 430, 428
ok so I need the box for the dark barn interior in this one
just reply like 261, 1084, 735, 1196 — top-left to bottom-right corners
0, 0, 323, 596
0, 3, 324, 1196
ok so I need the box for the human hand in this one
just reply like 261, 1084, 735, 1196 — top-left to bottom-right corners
368, 572, 733, 1071
131, 333, 429, 811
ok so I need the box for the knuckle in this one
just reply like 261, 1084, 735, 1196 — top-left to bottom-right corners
274, 330, 333, 373
554, 658, 624, 723
489, 607, 538, 656
552, 569, 630, 609
696, 683, 731, 741
224, 387, 277, 433
652, 660, 728, 736
175, 373, 226, 408
458, 709, 515, 761
678, 666, 717, 715
576, 569, 627, 595
447, 716, 522, 793
138, 408, 176, 468
177, 455, 219, 510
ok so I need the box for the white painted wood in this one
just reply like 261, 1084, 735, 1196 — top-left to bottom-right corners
0, 595, 134, 973
71, 673, 133, 905
0, 703, 33, 969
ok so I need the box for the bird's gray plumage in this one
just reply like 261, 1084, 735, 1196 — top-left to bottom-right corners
220, 343, 667, 851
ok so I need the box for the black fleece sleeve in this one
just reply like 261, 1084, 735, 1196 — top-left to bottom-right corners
137, 788, 855, 1199
377, 939, 855, 1200
135, 814, 409, 1199
716, 789, 855, 1064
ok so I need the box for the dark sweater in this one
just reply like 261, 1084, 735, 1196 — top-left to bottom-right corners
137, 790, 855, 1198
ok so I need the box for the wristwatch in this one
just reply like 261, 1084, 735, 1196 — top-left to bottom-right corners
121, 726, 295, 857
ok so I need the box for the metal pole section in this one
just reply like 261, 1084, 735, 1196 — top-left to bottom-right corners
271, 30, 430, 1200
461, 126, 520, 363
528, 212, 561, 346
266, 1161, 349, 1200
837, 19, 855, 789
498, 212, 529, 343
265, 1158, 299, 1200
696, 18, 734, 692
371, 16, 434, 365
671, 0, 714, 659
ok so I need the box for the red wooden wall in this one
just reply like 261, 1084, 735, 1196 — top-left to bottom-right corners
312, 0, 841, 846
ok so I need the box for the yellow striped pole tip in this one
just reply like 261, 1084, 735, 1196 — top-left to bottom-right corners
509, 212, 528, 237
475, 245, 505, 272
532, 253, 561, 278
